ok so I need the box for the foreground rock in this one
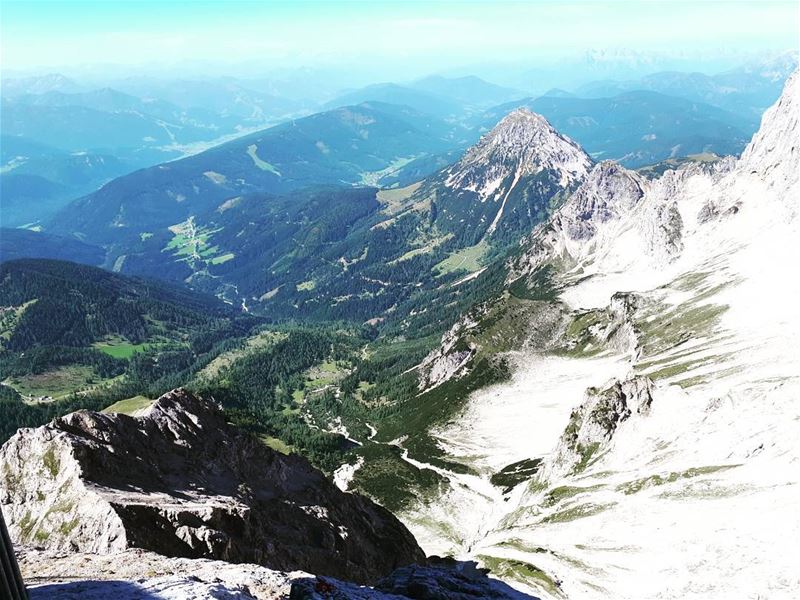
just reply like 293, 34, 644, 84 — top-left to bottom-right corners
19, 548, 536, 600
19, 546, 303, 599
21, 548, 539, 600
0, 389, 424, 583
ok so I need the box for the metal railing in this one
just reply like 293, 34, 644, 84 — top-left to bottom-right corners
0, 508, 27, 600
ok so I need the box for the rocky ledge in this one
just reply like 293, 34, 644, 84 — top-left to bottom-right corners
20, 549, 538, 599
0, 389, 424, 584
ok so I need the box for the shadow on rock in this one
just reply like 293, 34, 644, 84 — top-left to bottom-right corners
28, 576, 259, 599
290, 558, 542, 599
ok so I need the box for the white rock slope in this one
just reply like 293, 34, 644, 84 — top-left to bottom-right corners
401, 71, 800, 600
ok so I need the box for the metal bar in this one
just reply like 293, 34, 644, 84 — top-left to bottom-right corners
0, 508, 27, 600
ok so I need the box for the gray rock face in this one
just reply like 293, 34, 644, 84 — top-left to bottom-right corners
558, 160, 645, 242
508, 160, 647, 280
0, 389, 425, 583
549, 377, 655, 476
603, 292, 643, 357
21, 550, 539, 600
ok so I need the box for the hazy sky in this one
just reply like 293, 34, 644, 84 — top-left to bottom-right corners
1, 0, 798, 75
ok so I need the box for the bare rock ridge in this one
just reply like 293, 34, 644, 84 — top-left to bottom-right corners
0, 389, 425, 584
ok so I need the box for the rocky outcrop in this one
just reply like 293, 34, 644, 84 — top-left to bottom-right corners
417, 315, 480, 391
547, 377, 655, 476
509, 160, 647, 281
21, 549, 538, 600
602, 292, 643, 358
556, 161, 645, 242
0, 389, 425, 584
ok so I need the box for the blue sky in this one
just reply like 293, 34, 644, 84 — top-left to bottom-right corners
1, 1, 798, 73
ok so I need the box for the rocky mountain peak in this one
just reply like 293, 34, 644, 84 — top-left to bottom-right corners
0, 389, 425, 584
445, 107, 592, 198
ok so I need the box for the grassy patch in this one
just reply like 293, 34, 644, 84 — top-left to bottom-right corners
5, 365, 100, 400
33, 528, 50, 542
296, 280, 317, 292
543, 484, 604, 507
376, 181, 422, 213
572, 442, 602, 474
434, 239, 489, 275
94, 340, 153, 359
617, 465, 739, 495
303, 360, 348, 392
210, 252, 235, 265
557, 309, 609, 357
19, 511, 35, 538
634, 286, 727, 360
355, 380, 374, 401
42, 447, 60, 477
59, 518, 80, 535
542, 502, 615, 524
471, 295, 560, 358
495, 539, 550, 554
165, 217, 226, 268
259, 435, 293, 455
478, 555, 564, 598
102, 395, 153, 416
246, 144, 281, 176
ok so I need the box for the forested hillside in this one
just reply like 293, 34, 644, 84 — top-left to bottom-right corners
50, 103, 469, 244
0, 260, 256, 440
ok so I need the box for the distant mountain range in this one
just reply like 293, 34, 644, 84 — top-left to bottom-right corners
0, 76, 310, 227
324, 83, 462, 118
1, 134, 133, 226
482, 90, 753, 167
575, 51, 798, 124
3, 62, 793, 229
325, 75, 526, 115
48, 108, 597, 328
